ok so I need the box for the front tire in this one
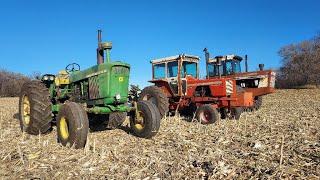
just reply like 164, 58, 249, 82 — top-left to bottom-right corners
139, 86, 169, 118
130, 101, 161, 138
19, 81, 52, 135
195, 104, 219, 124
57, 102, 89, 149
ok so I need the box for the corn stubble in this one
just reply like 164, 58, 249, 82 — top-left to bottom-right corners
0, 89, 319, 179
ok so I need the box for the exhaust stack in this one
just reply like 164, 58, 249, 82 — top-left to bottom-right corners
97, 30, 104, 65
259, 64, 264, 71
203, 48, 210, 78
245, 55, 248, 72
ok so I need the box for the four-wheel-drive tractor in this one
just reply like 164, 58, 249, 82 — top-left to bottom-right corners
139, 54, 254, 124
19, 30, 161, 149
203, 48, 276, 111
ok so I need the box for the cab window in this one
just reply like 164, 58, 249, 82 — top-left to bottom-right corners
167, 61, 178, 77
153, 63, 165, 79
182, 61, 197, 78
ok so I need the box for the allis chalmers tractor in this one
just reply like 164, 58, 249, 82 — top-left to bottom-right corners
203, 48, 276, 110
19, 30, 161, 149
139, 54, 254, 123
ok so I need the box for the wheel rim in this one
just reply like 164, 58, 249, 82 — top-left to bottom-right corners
59, 117, 69, 139
199, 111, 211, 123
134, 111, 145, 131
22, 95, 31, 125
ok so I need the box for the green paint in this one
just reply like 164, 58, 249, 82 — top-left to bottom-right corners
87, 104, 132, 114
52, 104, 61, 112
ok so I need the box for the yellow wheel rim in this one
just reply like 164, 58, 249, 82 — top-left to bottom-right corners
23, 95, 30, 125
59, 117, 69, 139
134, 111, 145, 131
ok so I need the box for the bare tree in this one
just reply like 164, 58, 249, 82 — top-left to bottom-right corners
276, 34, 320, 88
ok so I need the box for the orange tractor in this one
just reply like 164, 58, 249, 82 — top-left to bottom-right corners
139, 54, 254, 123
203, 48, 276, 110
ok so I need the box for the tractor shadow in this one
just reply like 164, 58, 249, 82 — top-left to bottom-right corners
13, 113, 19, 120
89, 121, 132, 135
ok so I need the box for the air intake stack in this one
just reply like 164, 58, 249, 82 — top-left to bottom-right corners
96, 30, 112, 65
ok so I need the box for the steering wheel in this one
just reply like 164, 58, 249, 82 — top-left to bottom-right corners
65, 63, 80, 73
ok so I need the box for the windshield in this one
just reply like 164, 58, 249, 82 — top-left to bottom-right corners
233, 61, 241, 73
182, 61, 197, 78
167, 61, 178, 77
208, 63, 223, 77
208, 60, 241, 77
153, 63, 165, 79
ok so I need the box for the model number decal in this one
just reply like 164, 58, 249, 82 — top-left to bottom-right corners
86, 70, 107, 78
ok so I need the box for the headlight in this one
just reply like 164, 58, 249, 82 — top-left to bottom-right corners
49, 76, 54, 81
43, 76, 49, 80
115, 94, 121, 100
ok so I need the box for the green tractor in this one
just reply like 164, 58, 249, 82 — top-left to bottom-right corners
19, 30, 161, 149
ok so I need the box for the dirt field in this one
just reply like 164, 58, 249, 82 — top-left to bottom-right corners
0, 89, 319, 179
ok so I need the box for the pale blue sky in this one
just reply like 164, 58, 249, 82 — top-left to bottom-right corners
0, 0, 319, 87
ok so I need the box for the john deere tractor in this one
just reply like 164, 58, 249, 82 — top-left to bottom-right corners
19, 30, 161, 149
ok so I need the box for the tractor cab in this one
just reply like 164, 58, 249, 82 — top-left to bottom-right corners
207, 54, 243, 77
150, 54, 199, 96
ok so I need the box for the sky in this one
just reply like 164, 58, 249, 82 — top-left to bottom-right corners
0, 0, 319, 87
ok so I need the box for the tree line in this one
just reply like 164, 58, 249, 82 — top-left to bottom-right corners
276, 34, 320, 88
0, 70, 34, 97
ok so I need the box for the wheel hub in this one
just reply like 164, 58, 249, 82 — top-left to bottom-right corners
134, 111, 145, 130
22, 96, 31, 125
59, 117, 69, 139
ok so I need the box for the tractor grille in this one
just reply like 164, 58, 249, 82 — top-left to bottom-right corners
226, 80, 233, 95
89, 76, 100, 99
112, 66, 129, 75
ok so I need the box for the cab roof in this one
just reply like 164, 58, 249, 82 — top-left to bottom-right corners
151, 54, 200, 64
208, 54, 243, 63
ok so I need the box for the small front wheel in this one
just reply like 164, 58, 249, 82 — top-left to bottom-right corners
57, 102, 89, 149
195, 104, 219, 124
130, 101, 161, 138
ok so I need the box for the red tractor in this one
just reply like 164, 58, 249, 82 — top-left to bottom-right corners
203, 48, 276, 110
139, 54, 253, 123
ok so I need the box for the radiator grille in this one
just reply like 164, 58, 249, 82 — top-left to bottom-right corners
89, 76, 100, 99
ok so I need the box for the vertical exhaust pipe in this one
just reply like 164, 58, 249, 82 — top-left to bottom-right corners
245, 55, 248, 72
203, 48, 210, 78
259, 64, 264, 71
97, 30, 104, 65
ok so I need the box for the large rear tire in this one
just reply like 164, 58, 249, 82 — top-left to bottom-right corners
253, 96, 263, 110
130, 101, 161, 138
195, 104, 219, 124
230, 107, 243, 120
139, 86, 169, 118
57, 102, 89, 149
19, 81, 52, 135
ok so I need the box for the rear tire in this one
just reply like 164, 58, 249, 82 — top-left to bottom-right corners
195, 104, 219, 124
139, 86, 169, 118
220, 108, 227, 120
57, 102, 89, 149
130, 101, 161, 138
253, 96, 263, 110
19, 81, 52, 135
230, 107, 243, 120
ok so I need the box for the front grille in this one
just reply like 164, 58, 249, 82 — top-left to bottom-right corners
112, 66, 129, 75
